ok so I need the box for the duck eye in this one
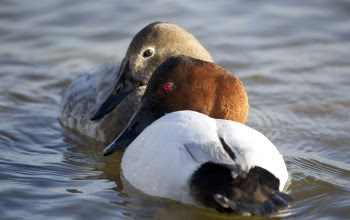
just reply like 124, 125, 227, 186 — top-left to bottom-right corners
162, 83, 173, 92
143, 48, 154, 58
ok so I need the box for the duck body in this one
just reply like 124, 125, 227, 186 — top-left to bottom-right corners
59, 63, 145, 142
121, 110, 290, 215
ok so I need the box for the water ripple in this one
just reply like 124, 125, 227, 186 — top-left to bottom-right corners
1, 0, 350, 219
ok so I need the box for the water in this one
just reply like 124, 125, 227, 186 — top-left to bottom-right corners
1, 0, 350, 219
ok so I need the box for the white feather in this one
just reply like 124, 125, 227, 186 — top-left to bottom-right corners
121, 110, 289, 205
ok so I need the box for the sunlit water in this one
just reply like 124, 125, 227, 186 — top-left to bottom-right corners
1, 0, 350, 219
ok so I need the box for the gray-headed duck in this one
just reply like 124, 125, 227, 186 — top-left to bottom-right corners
59, 22, 212, 142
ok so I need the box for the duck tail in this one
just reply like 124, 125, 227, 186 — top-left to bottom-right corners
190, 162, 292, 216
214, 190, 292, 216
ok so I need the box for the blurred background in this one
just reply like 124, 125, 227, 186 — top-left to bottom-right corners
0, 0, 349, 219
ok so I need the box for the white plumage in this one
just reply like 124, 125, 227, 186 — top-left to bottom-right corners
121, 110, 289, 206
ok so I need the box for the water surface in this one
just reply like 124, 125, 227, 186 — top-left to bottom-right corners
1, 0, 350, 219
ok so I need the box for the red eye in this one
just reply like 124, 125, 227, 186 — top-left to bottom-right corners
162, 83, 173, 92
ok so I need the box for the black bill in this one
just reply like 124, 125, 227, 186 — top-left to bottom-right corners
90, 59, 142, 120
103, 100, 156, 156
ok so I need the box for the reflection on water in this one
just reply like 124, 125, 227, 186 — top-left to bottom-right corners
1, 0, 350, 219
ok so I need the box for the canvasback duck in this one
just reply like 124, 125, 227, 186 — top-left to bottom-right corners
59, 22, 212, 142
103, 55, 291, 215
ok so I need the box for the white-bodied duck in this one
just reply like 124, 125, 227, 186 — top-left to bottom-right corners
104, 55, 291, 215
59, 22, 212, 142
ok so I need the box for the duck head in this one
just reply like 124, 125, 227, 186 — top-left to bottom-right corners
103, 55, 248, 156
90, 22, 212, 120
